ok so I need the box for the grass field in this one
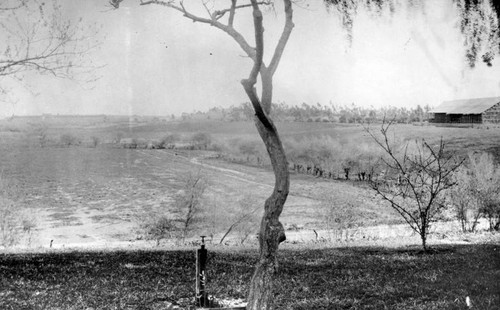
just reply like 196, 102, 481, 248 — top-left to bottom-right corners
0, 244, 499, 309
0, 143, 398, 248
1, 118, 499, 246
1, 117, 499, 309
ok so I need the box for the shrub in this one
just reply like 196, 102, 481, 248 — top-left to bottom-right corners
114, 131, 126, 144
59, 133, 81, 147
323, 202, 360, 243
0, 197, 36, 248
160, 133, 181, 148
90, 136, 100, 148
191, 132, 211, 150
37, 124, 48, 147
466, 152, 500, 231
0, 197, 20, 247
140, 215, 178, 246
450, 166, 482, 232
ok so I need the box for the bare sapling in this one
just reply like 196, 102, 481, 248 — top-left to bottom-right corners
175, 170, 207, 243
219, 195, 260, 245
366, 120, 463, 251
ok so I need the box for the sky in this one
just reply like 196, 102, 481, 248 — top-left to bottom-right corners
2, 0, 500, 117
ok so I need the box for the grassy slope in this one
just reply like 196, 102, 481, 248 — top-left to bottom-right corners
0, 244, 498, 309
0, 138, 397, 246
1, 120, 499, 245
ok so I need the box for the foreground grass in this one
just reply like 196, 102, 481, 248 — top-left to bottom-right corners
0, 244, 499, 310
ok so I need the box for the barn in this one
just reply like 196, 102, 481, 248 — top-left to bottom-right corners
429, 96, 500, 124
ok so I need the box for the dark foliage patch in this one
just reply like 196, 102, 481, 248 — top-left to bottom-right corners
0, 244, 498, 309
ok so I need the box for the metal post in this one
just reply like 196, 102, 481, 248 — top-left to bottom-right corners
196, 235, 208, 307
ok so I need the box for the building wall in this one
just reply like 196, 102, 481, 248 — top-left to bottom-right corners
431, 113, 447, 123
431, 113, 482, 123
482, 102, 500, 124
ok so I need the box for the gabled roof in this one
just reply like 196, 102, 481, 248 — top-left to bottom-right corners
429, 96, 500, 114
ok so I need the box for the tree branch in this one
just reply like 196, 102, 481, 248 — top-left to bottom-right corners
0, 0, 26, 11
228, 0, 237, 26
139, 0, 258, 60
267, 0, 294, 77
213, 1, 270, 21
240, 0, 273, 130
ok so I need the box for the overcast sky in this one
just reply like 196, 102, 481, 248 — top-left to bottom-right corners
3, 0, 500, 117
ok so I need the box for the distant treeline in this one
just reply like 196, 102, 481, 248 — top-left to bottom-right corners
181, 102, 433, 124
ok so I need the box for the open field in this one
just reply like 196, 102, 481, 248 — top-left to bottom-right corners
1, 117, 499, 309
1, 244, 499, 309
0, 144, 399, 248
1, 118, 500, 247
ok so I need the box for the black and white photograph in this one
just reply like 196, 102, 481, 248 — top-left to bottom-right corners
1, 0, 499, 309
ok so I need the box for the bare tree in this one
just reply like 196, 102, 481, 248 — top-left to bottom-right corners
109, 1, 292, 308
0, 0, 101, 100
174, 170, 207, 242
367, 121, 463, 251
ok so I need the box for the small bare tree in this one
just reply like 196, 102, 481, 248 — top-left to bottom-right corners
174, 170, 207, 242
367, 121, 463, 251
219, 195, 260, 245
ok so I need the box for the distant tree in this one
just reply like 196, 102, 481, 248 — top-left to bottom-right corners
367, 121, 463, 251
228, 105, 243, 122
414, 105, 424, 122
0, 0, 101, 100
161, 133, 180, 148
191, 132, 211, 150
59, 133, 80, 147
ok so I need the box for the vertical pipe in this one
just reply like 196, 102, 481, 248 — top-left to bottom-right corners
196, 236, 208, 307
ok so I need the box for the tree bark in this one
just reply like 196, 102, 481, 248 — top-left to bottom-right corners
246, 112, 289, 310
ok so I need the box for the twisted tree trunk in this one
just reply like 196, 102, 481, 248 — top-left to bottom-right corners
245, 106, 289, 310
242, 3, 292, 308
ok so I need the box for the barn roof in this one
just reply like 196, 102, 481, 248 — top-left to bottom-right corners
430, 96, 500, 114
